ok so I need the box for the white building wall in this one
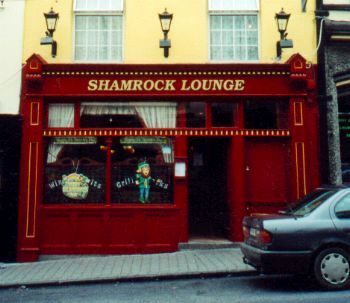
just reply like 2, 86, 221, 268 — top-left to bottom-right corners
0, 1, 25, 114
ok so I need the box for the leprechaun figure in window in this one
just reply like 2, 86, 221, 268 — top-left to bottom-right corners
135, 161, 160, 203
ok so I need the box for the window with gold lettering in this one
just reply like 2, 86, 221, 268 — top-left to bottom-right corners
44, 136, 174, 205
112, 137, 174, 204
44, 137, 105, 204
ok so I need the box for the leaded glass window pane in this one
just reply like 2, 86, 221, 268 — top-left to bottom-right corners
209, 15, 258, 61
75, 15, 123, 61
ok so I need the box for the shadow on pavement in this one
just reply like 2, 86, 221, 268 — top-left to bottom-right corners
240, 274, 330, 292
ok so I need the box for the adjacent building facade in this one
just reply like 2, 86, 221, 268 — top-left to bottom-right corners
0, 0, 24, 261
18, 0, 320, 261
316, 0, 350, 185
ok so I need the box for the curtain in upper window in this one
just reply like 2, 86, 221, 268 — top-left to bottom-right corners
209, 0, 259, 61
74, 0, 123, 62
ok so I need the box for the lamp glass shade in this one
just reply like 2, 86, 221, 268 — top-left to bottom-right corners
44, 9, 59, 33
159, 9, 173, 33
275, 9, 290, 33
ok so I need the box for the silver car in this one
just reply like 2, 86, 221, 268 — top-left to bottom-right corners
241, 186, 350, 290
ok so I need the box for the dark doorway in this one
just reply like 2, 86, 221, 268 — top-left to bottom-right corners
188, 138, 230, 239
0, 115, 21, 262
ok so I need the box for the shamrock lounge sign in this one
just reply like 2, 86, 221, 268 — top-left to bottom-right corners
87, 78, 245, 93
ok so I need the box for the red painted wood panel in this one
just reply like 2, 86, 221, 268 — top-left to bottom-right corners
245, 138, 291, 213
39, 207, 180, 255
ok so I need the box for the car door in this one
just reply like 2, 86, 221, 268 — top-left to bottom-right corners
331, 192, 350, 239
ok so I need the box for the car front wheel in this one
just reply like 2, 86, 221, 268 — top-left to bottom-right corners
314, 247, 350, 290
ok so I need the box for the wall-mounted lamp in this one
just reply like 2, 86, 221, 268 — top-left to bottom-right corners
275, 8, 293, 59
158, 8, 173, 58
40, 8, 59, 58
0, 0, 5, 9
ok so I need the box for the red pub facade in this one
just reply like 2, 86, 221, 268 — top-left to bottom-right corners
17, 53, 320, 261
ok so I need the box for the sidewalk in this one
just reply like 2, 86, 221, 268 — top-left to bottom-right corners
0, 247, 255, 288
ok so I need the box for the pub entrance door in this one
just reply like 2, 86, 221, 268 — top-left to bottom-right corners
188, 138, 230, 239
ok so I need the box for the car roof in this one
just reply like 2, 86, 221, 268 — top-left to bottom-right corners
316, 184, 350, 190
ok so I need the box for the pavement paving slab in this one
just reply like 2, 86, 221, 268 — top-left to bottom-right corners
0, 248, 255, 288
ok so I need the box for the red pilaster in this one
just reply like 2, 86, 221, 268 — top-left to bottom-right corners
17, 97, 44, 261
17, 55, 46, 262
105, 138, 113, 205
289, 97, 309, 201
287, 55, 319, 201
174, 102, 188, 242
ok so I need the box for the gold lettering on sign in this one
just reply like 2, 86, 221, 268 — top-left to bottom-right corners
87, 79, 245, 92
120, 80, 132, 90
181, 79, 243, 91
164, 80, 176, 91
88, 79, 98, 91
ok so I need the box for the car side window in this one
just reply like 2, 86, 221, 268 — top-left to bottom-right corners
335, 194, 350, 219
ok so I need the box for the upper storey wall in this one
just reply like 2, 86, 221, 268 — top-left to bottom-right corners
22, 0, 317, 64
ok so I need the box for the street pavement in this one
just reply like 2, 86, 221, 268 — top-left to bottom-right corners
0, 246, 254, 288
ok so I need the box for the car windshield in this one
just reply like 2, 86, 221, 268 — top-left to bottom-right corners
286, 189, 337, 216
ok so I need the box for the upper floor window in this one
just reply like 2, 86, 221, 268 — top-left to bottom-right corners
74, 0, 123, 62
324, 0, 350, 4
209, 0, 259, 61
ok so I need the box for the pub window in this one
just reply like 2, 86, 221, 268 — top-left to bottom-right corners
323, 0, 350, 5
44, 137, 105, 204
112, 137, 174, 204
48, 104, 75, 128
74, 0, 123, 62
211, 103, 236, 127
244, 99, 289, 129
186, 103, 206, 128
44, 137, 174, 205
44, 136, 174, 205
209, 0, 259, 61
80, 102, 177, 128
338, 95, 350, 183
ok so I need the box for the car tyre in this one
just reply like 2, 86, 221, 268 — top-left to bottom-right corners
313, 247, 350, 290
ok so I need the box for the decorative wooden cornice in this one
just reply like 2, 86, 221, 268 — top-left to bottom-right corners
42, 70, 290, 77
43, 128, 291, 138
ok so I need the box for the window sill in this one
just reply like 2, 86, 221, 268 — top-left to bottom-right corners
42, 204, 179, 210
323, 4, 350, 11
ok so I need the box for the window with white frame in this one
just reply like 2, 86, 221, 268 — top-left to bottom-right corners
324, 0, 350, 4
209, 0, 259, 61
74, 0, 123, 62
